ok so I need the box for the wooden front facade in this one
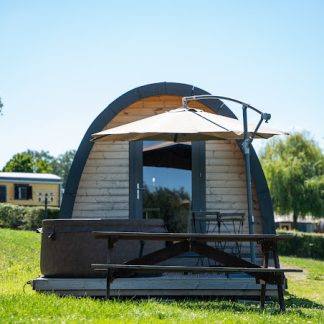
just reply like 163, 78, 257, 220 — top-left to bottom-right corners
70, 94, 262, 235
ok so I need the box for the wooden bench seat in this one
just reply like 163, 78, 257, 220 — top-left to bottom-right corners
92, 263, 300, 274
91, 263, 302, 311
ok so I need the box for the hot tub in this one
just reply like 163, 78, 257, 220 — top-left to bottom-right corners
40, 219, 166, 277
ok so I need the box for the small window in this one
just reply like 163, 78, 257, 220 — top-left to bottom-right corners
0, 186, 7, 203
14, 184, 33, 200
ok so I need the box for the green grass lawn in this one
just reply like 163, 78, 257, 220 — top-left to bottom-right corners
0, 228, 323, 323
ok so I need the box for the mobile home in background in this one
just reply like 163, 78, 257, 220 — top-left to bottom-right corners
0, 172, 62, 207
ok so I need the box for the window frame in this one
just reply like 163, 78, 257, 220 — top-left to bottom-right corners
14, 184, 33, 200
0, 185, 7, 203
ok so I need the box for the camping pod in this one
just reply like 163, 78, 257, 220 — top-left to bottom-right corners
33, 82, 277, 297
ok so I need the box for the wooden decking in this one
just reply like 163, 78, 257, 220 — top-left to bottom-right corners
32, 275, 280, 298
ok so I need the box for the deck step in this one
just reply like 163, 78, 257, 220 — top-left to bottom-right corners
32, 276, 281, 298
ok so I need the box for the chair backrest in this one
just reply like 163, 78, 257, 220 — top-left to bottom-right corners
191, 211, 244, 234
191, 211, 245, 258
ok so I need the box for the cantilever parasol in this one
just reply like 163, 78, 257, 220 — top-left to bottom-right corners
92, 107, 286, 142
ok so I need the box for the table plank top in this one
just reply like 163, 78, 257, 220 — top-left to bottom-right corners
92, 231, 293, 242
91, 263, 302, 273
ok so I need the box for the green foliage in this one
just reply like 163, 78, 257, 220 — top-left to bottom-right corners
2, 152, 34, 172
22, 206, 60, 230
0, 228, 323, 322
2, 150, 54, 173
260, 132, 324, 225
2, 149, 76, 188
0, 203, 59, 230
305, 175, 324, 215
277, 231, 324, 259
52, 149, 76, 187
0, 204, 25, 228
27, 150, 55, 173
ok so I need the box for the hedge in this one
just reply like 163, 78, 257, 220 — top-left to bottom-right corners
277, 230, 324, 260
0, 203, 59, 231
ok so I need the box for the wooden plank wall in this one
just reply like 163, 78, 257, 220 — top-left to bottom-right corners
73, 142, 130, 218
205, 140, 262, 234
72, 95, 263, 235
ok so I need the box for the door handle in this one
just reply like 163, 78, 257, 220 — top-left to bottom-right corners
136, 183, 145, 200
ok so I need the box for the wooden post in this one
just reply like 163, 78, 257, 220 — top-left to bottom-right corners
44, 194, 48, 219
106, 270, 111, 298
273, 244, 286, 312
139, 240, 145, 258
260, 244, 270, 309
106, 238, 113, 298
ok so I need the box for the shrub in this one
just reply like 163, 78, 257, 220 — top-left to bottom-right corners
0, 204, 25, 229
22, 206, 59, 230
0, 203, 59, 231
277, 230, 324, 260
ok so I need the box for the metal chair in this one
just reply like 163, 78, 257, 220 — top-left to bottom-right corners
191, 211, 244, 266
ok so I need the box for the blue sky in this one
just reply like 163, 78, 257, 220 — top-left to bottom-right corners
0, 0, 323, 168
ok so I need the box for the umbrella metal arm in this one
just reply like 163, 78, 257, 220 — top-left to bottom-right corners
182, 95, 272, 263
183, 95, 270, 116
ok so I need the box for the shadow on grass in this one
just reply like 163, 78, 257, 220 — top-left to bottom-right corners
101, 295, 323, 317
285, 293, 324, 310
150, 297, 324, 319
172, 296, 324, 316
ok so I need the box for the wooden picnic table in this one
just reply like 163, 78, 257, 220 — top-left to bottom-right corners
91, 231, 301, 311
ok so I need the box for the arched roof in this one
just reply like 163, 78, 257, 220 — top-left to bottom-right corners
60, 82, 275, 234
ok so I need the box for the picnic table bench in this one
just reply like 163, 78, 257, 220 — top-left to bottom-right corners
91, 232, 302, 311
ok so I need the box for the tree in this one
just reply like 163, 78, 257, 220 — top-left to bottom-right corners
27, 150, 55, 173
3, 150, 54, 173
260, 132, 324, 228
2, 149, 75, 188
52, 150, 76, 187
2, 153, 34, 172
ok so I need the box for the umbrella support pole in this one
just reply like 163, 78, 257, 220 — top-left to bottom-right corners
242, 106, 271, 263
242, 105, 256, 263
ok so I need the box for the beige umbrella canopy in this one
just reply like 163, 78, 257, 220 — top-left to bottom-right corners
92, 107, 286, 142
